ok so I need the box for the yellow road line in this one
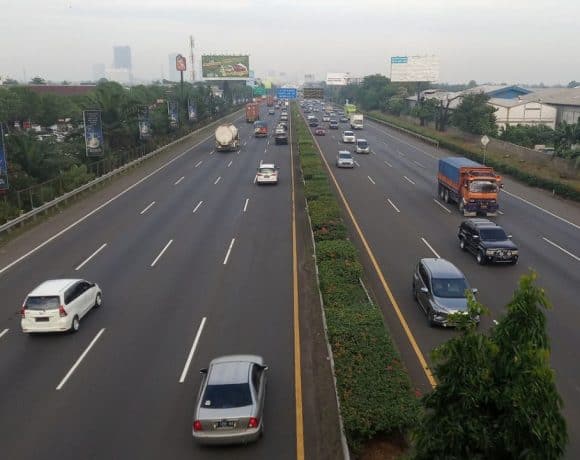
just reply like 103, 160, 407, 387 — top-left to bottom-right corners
306, 113, 437, 388
290, 109, 306, 459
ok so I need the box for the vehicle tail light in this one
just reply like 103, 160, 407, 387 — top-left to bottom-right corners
193, 420, 203, 432
248, 417, 259, 428
21, 305, 26, 318
59, 305, 67, 317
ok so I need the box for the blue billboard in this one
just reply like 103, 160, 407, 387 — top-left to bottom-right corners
83, 110, 105, 157
276, 88, 297, 100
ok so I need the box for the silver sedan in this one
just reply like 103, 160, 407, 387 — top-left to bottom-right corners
192, 355, 268, 445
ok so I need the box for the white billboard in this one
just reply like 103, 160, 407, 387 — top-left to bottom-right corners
326, 72, 350, 86
390, 55, 440, 82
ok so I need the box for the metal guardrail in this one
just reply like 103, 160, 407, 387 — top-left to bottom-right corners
366, 114, 440, 148
0, 109, 243, 236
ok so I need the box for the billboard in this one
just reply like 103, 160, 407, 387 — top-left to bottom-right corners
138, 106, 151, 140
167, 100, 179, 128
83, 110, 105, 157
276, 88, 297, 99
390, 55, 440, 82
326, 73, 350, 86
188, 99, 197, 121
202, 55, 250, 80
303, 87, 324, 99
176, 54, 187, 72
0, 124, 8, 191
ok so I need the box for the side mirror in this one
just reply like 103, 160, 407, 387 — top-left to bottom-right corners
199, 368, 208, 374
472, 235, 480, 239
420, 287, 429, 294
507, 234, 512, 239
500, 183, 504, 189
472, 288, 479, 295
261, 365, 269, 371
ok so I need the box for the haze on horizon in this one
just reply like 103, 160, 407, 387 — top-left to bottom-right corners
1, 0, 578, 85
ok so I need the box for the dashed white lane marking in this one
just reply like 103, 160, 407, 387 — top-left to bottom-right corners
398, 150, 405, 157
151, 240, 173, 267
384, 160, 393, 167
227, 160, 233, 168
140, 201, 156, 215
223, 238, 236, 265
421, 237, 441, 258
413, 160, 425, 168
498, 210, 505, 215
0, 329, 9, 340
75, 243, 107, 271
354, 160, 360, 167
194, 160, 203, 168
214, 176, 221, 185
56, 329, 105, 390
243, 198, 249, 213
403, 176, 416, 185
209, 150, 214, 155
193, 201, 203, 213
367, 176, 376, 185
179, 317, 207, 384
433, 199, 452, 213
174, 176, 185, 185
542, 237, 580, 261
387, 198, 401, 213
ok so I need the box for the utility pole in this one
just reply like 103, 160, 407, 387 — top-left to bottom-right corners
189, 36, 195, 83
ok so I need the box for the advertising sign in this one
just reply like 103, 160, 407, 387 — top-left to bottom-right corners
390, 55, 440, 82
276, 88, 297, 99
138, 106, 151, 140
0, 124, 8, 191
303, 87, 324, 99
202, 55, 250, 80
176, 54, 187, 72
167, 100, 179, 128
188, 99, 197, 121
326, 73, 350, 86
83, 110, 105, 157
253, 86, 266, 96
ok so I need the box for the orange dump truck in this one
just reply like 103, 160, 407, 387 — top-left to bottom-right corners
245, 102, 260, 123
437, 157, 502, 216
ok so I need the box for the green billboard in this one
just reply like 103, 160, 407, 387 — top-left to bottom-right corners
202, 55, 250, 80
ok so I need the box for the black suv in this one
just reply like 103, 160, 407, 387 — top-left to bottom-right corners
458, 219, 518, 265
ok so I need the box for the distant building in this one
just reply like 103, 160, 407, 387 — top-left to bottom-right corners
113, 46, 132, 70
304, 74, 315, 83
92, 63, 105, 81
105, 68, 133, 85
168, 53, 180, 82
522, 87, 580, 125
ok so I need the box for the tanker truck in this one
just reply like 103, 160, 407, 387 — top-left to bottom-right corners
215, 124, 240, 152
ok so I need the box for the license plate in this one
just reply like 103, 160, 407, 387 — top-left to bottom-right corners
216, 420, 235, 429
36, 317, 49, 322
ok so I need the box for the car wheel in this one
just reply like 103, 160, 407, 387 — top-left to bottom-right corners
427, 309, 436, 327
459, 200, 465, 214
70, 315, 80, 333
476, 251, 486, 265
94, 293, 102, 308
438, 185, 444, 199
459, 238, 466, 251
509, 258, 518, 266
444, 189, 450, 203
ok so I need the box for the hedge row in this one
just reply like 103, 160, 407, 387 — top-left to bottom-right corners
292, 105, 419, 454
368, 111, 580, 202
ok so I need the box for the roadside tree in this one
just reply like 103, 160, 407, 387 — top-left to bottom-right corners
452, 93, 497, 135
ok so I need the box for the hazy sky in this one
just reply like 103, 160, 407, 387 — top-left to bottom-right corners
1, 0, 578, 85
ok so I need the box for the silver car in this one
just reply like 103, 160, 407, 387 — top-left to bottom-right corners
192, 355, 268, 445
336, 150, 354, 168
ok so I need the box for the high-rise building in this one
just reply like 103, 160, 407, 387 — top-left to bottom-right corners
168, 53, 180, 82
113, 46, 132, 70
92, 63, 105, 81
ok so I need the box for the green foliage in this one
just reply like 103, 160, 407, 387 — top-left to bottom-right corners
554, 120, 580, 159
499, 124, 556, 148
316, 240, 358, 263
411, 98, 439, 126
413, 272, 567, 460
452, 93, 497, 135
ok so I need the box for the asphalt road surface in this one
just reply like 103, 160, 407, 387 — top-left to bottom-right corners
0, 107, 310, 459
307, 107, 580, 458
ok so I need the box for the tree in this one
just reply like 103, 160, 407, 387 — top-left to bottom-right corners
413, 272, 568, 460
500, 124, 556, 148
567, 80, 579, 88
452, 93, 497, 135
554, 121, 580, 159
29, 76, 46, 85
411, 98, 439, 126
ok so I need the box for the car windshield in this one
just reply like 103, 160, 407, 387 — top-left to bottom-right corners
25, 296, 61, 310
339, 153, 351, 159
202, 383, 252, 409
431, 278, 469, 299
480, 228, 508, 241
357, 141, 368, 148
344, 132, 353, 136
469, 180, 498, 193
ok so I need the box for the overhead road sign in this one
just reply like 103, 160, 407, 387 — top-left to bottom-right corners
276, 88, 297, 99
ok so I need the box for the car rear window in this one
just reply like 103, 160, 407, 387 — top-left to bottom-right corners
432, 278, 469, 299
202, 383, 252, 409
25, 296, 61, 310
259, 168, 275, 174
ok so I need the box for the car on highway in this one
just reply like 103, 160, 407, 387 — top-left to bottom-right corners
412, 258, 479, 327
308, 117, 319, 127
268, 108, 275, 115
21, 279, 102, 333
322, 114, 330, 122
336, 150, 354, 168
329, 119, 339, 130
341, 130, 355, 143
314, 127, 326, 136
274, 125, 288, 145
354, 138, 370, 154
192, 355, 268, 445
458, 218, 518, 265
255, 163, 279, 184
280, 113, 288, 122
339, 116, 349, 123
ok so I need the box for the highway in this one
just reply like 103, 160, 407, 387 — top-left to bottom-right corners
305, 108, 580, 457
0, 106, 311, 459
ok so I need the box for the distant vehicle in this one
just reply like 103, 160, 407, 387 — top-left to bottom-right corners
458, 219, 518, 265
274, 124, 288, 144
308, 117, 319, 127
336, 150, 354, 168
245, 103, 260, 123
266, 95, 274, 107
253, 121, 268, 138
280, 114, 288, 122
339, 116, 349, 123
341, 130, 355, 143
21, 279, 102, 333
192, 355, 268, 445
322, 115, 330, 122
438, 157, 502, 216
344, 103, 357, 117
255, 163, 279, 184
350, 114, 364, 129
354, 138, 370, 153
412, 258, 479, 327
268, 108, 275, 115
215, 124, 240, 152
314, 127, 326, 136
329, 119, 339, 130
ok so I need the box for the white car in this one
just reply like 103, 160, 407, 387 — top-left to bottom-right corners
336, 151, 355, 168
21, 279, 102, 333
256, 163, 279, 184
342, 130, 356, 143
322, 115, 330, 122
355, 139, 370, 154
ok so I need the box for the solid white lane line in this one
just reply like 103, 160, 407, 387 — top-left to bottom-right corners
384, 160, 393, 167
139, 201, 156, 215
421, 237, 441, 258
403, 176, 416, 185
502, 189, 580, 230
214, 176, 221, 185
354, 160, 360, 167
243, 198, 249, 213
151, 239, 173, 267
413, 160, 425, 168
192, 201, 203, 213
179, 317, 207, 384
387, 198, 401, 213
433, 199, 452, 213
227, 160, 233, 168
223, 238, 236, 265
56, 328, 105, 390
0, 328, 8, 340
542, 237, 580, 261
174, 176, 185, 185
194, 160, 203, 168
367, 176, 376, 185
75, 243, 107, 271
